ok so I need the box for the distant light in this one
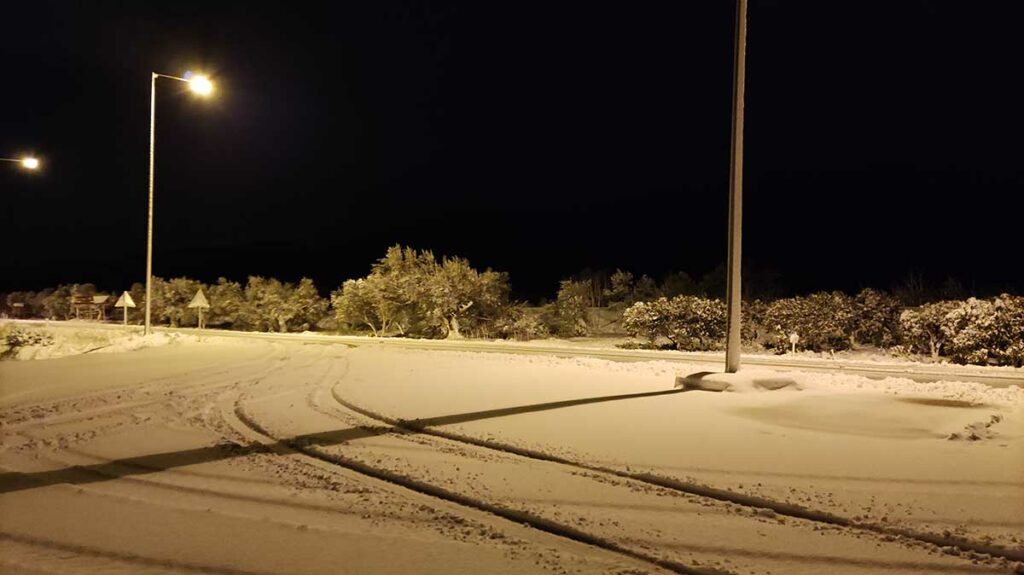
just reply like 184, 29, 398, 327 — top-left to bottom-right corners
21, 157, 39, 170
189, 75, 214, 96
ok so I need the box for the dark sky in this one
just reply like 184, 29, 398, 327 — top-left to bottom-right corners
2, 0, 1022, 301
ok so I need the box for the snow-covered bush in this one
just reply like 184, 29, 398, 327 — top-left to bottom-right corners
899, 300, 959, 358
740, 298, 769, 348
494, 306, 549, 341
942, 297, 996, 365
991, 294, 1024, 367
1, 325, 55, 359
762, 292, 854, 352
942, 295, 1024, 366
622, 296, 726, 351
851, 288, 902, 347
621, 299, 671, 346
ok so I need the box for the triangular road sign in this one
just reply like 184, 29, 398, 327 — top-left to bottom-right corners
188, 289, 210, 309
114, 291, 136, 308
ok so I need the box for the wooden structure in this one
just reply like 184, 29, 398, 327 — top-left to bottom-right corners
71, 294, 112, 321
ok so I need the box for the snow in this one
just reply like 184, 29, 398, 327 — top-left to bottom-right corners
2, 329, 1022, 574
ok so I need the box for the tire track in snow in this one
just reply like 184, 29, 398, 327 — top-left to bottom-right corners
228, 396, 730, 575
328, 385, 1024, 565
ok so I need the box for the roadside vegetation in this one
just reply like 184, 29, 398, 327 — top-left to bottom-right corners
3, 248, 1021, 366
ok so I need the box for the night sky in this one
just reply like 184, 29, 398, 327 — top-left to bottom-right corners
3, 1, 1022, 301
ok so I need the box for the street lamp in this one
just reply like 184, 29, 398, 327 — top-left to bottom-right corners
144, 71, 215, 335
1, 156, 41, 170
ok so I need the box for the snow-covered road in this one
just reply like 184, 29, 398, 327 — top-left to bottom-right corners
2, 338, 1021, 574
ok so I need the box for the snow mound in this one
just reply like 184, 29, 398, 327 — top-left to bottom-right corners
1, 322, 201, 361
675, 370, 802, 393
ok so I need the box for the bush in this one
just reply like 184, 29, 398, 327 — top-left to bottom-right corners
741, 299, 769, 348
852, 288, 902, 347
899, 301, 958, 358
1, 325, 55, 359
991, 294, 1024, 367
622, 296, 726, 351
942, 295, 1024, 366
762, 292, 854, 352
495, 306, 549, 341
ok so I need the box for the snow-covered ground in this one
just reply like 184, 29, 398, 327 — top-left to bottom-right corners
1, 329, 1022, 574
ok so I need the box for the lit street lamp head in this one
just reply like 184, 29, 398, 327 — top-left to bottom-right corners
188, 75, 214, 96
21, 157, 40, 170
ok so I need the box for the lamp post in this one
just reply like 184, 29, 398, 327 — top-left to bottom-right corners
724, 0, 747, 373
1, 157, 41, 170
144, 72, 214, 335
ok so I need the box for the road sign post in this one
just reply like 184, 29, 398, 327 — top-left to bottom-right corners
114, 291, 137, 326
188, 289, 210, 329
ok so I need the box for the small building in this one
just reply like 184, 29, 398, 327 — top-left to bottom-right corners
71, 293, 112, 320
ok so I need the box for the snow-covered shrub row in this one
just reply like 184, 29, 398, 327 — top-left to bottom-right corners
621, 290, 1023, 366
621, 296, 726, 351
331, 245, 514, 339
0, 324, 55, 359
758, 291, 855, 352
901, 295, 1024, 367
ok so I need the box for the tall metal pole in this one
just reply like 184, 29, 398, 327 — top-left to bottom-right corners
145, 73, 157, 336
725, 0, 748, 373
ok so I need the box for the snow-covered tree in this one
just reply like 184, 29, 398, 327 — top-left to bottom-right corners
42, 285, 74, 320
604, 269, 634, 306
633, 274, 662, 302
555, 279, 591, 336
660, 271, 698, 298
156, 277, 205, 327
333, 245, 511, 338
207, 278, 245, 328
243, 276, 326, 333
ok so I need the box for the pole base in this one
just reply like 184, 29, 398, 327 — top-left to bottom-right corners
675, 370, 799, 393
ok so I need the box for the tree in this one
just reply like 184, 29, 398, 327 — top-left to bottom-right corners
633, 274, 661, 302
697, 264, 727, 298
332, 245, 511, 338
43, 285, 74, 320
280, 278, 328, 332
242, 276, 326, 333
333, 278, 392, 336
661, 271, 697, 298
128, 282, 147, 324
555, 279, 591, 336
157, 277, 205, 327
892, 271, 928, 306
426, 258, 510, 338
604, 269, 634, 306
207, 278, 245, 328
241, 276, 284, 331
